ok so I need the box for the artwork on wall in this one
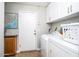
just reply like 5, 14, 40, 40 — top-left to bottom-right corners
5, 13, 18, 29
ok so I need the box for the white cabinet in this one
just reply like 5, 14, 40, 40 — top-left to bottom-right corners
46, 2, 79, 23
53, 3, 59, 21
46, 2, 68, 23
46, 3, 53, 22
57, 3, 68, 18
46, 3, 59, 22
71, 3, 79, 14
61, 3, 79, 16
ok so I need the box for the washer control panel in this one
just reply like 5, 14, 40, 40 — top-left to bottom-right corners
61, 23, 79, 45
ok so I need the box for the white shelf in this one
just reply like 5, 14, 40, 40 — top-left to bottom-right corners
46, 12, 79, 24
61, 23, 79, 27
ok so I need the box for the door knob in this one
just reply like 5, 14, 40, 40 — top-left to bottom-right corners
34, 33, 36, 35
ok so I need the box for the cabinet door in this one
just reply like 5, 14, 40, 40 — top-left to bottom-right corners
71, 3, 79, 14
46, 2, 68, 23
46, 3, 51, 22
46, 3, 55, 22
46, 2, 79, 23
58, 2, 68, 18
46, 3, 59, 22
4, 36, 16, 56
52, 3, 59, 21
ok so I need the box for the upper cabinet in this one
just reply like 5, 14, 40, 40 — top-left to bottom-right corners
71, 3, 79, 14
46, 3, 59, 22
46, 2, 79, 23
66, 2, 79, 15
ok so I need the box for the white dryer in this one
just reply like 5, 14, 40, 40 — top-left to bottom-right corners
40, 32, 59, 57
40, 34, 51, 57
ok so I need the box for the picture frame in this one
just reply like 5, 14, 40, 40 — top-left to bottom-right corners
5, 13, 18, 29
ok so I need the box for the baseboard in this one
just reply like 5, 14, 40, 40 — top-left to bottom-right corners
16, 48, 40, 53
36, 48, 40, 50
16, 50, 21, 53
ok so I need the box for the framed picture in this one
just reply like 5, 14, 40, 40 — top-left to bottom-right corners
5, 13, 18, 29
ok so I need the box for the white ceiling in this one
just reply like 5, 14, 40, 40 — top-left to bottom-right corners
15, 2, 50, 7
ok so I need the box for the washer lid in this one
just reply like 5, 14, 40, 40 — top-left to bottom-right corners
49, 35, 79, 54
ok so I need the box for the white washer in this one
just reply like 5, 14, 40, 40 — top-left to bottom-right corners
61, 23, 79, 45
48, 34, 79, 57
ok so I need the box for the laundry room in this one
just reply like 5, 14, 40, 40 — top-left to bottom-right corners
0, 1, 79, 57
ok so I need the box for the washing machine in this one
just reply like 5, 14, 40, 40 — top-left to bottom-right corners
48, 36, 79, 57
61, 23, 79, 45
47, 23, 79, 57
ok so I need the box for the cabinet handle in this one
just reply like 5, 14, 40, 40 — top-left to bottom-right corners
70, 5, 72, 12
68, 7, 69, 13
